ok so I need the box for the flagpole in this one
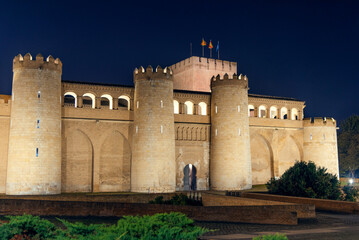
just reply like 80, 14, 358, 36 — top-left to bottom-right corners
201, 38, 206, 57
217, 41, 220, 59
210, 49, 212, 58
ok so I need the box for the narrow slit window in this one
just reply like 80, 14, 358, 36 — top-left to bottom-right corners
161, 125, 163, 134
215, 105, 218, 114
323, 134, 325, 140
215, 128, 218, 136
238, 105, 240, 112
37, 120, 40, 128
36, 148, 39, 157
310, 134, 312, 140
161, 100, 163, 108
239, 128, 241, 136
136, 126, 138, 134
37, 91, 41, 99
137, 101, 139, 109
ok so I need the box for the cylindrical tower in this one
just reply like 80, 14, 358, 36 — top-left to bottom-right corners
131, 66, 176, 193
6, 53, 62, 195
210, 73, 252, 190
303, 117, 339, 177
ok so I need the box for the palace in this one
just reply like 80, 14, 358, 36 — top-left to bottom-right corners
0, 53, 339, 195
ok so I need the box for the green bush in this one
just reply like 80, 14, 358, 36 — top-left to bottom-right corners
342, 185, 359, 202
253, 233, 288, 240
0, 214, 58, 240
149, 194, 202, 206
266, 161, 342, 200
0, 213, 208, 240
112, 212, 208, 240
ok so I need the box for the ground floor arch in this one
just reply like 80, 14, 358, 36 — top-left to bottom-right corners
250, 134, 273, 184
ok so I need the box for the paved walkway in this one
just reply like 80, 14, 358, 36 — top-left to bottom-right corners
197, 212, 359, 240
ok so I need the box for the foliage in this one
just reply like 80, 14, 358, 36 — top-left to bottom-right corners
0, 214, 58, 240
338, 115, 359, 177
111, 212, 208, 240
0, 213, 208, 240
342, 185, 359, 202
266, 161, 342, 200
149, 194, 202, 206
252, 233, 288, 240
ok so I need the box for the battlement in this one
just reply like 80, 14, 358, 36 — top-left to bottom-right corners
133, 65, 173, 82
171, 56, 237, 73
0, 95, 11, 104
303, 117, 336, 127
13, 53, 62, 73
210, 73, 248, 89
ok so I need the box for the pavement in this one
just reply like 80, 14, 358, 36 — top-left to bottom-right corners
197, 212, 359, 240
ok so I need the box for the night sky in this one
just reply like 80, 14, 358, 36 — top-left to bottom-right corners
0, 1, 358, 124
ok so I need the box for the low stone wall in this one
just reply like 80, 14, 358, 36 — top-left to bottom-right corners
241, 192, 359, 214
0, 198, 297, 225
202, 193, 315, 219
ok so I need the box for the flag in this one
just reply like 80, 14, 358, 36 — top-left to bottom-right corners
201, 38, 206, 46
209, 40, 213, 49
216, 41, 219, 52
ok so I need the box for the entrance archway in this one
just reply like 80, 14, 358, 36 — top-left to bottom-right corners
183, 164, 197, 191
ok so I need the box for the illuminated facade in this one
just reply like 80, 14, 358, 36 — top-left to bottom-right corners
0, 54, 339, 195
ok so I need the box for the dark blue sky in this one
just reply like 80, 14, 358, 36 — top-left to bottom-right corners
0, 0, 358, 123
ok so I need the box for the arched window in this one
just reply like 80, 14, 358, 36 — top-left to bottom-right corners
281, 107, 288, 119
118, 95, 130, 110
64, 92, 77, 107
270, 106, 277, 119
248, 105, 255, 117
173, 100, 179, 114
184, 101, 194, 115
83, 93, 95, 108
258, 105, 267, 118
101, 94, 113, 109
198, 102, 207, 115
291, 108, 298, 120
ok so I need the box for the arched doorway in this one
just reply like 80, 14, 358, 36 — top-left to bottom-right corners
183, 164, 197, 191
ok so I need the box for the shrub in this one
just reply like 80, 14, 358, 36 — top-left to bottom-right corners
266, 161, 342, 200
0, 213, 208, 240
342, 185, 359, 202
253, 233, 288, 240
149, 194, 202, 206
0, 214, 57, 240
112, 212, 208, 240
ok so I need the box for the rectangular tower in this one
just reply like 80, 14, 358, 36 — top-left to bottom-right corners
171, 56, 237, 92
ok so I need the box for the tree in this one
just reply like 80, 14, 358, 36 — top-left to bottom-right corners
338, 115, 359, 177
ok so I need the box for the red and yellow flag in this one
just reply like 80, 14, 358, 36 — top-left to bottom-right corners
201, 38, 206, 46
209, 40, 213, 49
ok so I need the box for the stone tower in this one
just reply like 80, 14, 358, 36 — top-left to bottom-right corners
131, 66, 176, 193
303, 117, 339, 177
6, 53, 62, 195
210, 73, 252, 190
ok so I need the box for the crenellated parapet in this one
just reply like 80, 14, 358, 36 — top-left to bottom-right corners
210, 73, 248, 89
303, 117, 336, 127
133, 65, 172, 83
13, 53, 62, 73
171, 56, 237, 73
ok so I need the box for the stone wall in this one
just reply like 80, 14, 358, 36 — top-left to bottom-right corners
61, 119, 132, 193
250, 125, 303, 184
0, 98, 10, 193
